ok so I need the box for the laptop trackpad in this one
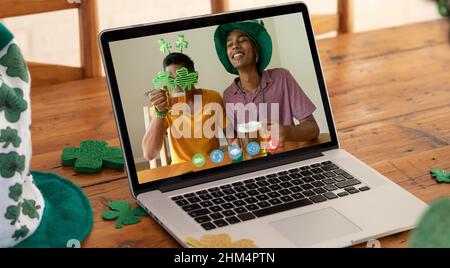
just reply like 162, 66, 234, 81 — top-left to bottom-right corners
270, 208, 361, 247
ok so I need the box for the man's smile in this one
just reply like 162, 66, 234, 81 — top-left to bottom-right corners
232, 52, 244, 59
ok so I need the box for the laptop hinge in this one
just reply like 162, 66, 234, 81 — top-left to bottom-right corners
159, 150, 324, 193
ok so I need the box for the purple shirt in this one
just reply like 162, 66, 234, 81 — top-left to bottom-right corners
223, 68, 316, 127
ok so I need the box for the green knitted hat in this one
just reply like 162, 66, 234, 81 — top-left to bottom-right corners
214, 20, 272, 75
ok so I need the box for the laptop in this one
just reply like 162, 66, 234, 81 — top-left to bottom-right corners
99, 2, 427, 247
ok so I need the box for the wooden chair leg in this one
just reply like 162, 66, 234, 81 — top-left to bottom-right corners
338, 0, 354, 34
79, 0, 102, 78
211, 0, 229, 14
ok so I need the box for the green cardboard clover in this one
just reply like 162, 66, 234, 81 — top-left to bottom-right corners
174, 67, 198, 91
152, 71, 176, 91
158, 38, 172, 54
151, 67, 198, 92
61, 140, 124, 174
175, 34, 189, 53
152, 34, 198, 92
102, 201, 148, 229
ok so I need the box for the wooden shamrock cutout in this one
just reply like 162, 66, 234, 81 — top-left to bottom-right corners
0, 44, 29, 83
102, 201, 148, 229
431, 168, 450, 183
61, 140, 124, 174
175, 34, 189, 53
185, 234, 258, 248
158, 38, 172, 54
174, 67, 198, 91
0, 83, 28, 123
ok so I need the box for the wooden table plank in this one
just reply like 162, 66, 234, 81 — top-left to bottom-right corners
339, 105, 450, 164
373, 146, 450, 205
322, 44, 450, 95
318, 20, 449, 66
321, 44, 450, 129
31, 78, 118, 156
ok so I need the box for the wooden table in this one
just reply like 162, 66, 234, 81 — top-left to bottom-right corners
31, 19, 450, 248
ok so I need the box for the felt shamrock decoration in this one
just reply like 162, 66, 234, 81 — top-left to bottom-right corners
174, 67, 198, 91
0, 127, 21, 148
185, 234, 258, 248
61, 140, 124, 174
152, 71, 175, 91
158, 38, 172, 54
430, 168, 450, 183
102, 201, 148, 229
175, 34, 189, 53
0, 83, 28, 123
0, 44, 29, 83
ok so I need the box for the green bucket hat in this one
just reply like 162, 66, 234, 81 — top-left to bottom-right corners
214, 20, 272, 75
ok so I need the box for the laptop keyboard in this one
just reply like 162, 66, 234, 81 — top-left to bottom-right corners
171, 161, 371, 231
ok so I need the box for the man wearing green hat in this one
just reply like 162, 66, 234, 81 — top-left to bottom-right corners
214, 20, 320, 149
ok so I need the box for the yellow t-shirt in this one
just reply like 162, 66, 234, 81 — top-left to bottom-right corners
165, 89, 225, 164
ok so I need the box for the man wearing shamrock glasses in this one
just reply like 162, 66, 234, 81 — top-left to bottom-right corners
142, 52, 226, 164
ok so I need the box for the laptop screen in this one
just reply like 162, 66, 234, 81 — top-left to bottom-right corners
106, 8, 335, 186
